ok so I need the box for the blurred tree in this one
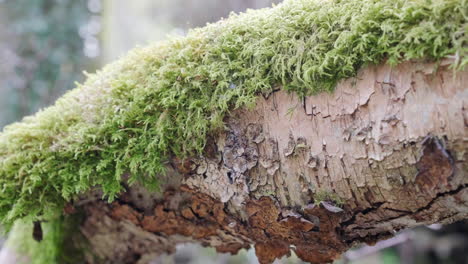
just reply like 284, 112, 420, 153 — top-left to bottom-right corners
0, 0, 98, 128
103, 0, 281, 62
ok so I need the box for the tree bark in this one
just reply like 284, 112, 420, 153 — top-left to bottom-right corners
2, 59, 467, 264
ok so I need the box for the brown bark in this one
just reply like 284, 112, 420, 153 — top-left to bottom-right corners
2, 60, 468, 264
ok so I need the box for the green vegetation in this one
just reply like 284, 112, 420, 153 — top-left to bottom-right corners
5, 215, 85, 264
0, 0, 466, 232
313, 190, 345, 207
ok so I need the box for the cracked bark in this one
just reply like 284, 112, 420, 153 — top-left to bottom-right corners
2, 60, 468, 264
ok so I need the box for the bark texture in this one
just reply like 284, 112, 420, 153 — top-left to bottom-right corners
3, 60, 468, 264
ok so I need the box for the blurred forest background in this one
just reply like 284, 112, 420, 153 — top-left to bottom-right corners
0, 0, 467, 263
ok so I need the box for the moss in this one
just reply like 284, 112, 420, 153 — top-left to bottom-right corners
5, 215, 85, 264
0, 0, 466, 230
313, 190, 345, 206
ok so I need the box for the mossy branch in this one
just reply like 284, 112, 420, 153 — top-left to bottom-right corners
0, 0, 466, 230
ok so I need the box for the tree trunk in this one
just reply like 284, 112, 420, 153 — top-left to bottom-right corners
2, 59, 467, 264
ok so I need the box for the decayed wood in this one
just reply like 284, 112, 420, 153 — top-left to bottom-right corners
2, 60, 467, 264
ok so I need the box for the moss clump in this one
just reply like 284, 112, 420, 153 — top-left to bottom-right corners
0, 0, 466, 228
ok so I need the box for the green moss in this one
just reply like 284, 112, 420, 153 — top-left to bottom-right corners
313, 190, 345, 206
0, 0, 466, 230
5, 215, 85, 264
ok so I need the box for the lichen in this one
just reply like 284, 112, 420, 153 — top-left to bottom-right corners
0, 0, 466, 231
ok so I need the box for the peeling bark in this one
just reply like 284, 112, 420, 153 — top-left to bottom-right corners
2, 60, 467, 264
